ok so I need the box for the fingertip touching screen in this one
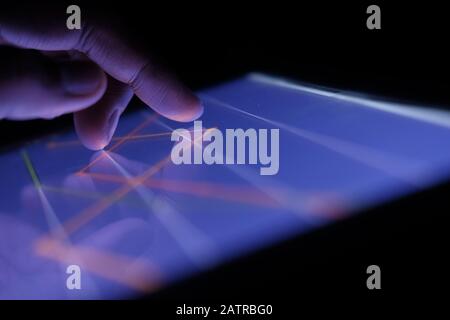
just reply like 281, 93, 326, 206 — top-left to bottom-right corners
2, 73, 450, 299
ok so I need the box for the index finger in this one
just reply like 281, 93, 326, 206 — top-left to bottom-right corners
0, 4, 203, 122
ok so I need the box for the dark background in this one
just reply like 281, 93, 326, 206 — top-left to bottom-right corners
1, 0, 448, 310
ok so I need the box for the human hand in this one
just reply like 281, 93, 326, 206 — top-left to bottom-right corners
0, 3, 203, 150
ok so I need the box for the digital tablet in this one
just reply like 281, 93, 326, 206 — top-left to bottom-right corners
1, 73, 450, 299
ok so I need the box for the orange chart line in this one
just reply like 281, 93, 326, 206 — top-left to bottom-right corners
77, 113, 159, 174
47, 128, 207, 149
85, 173, 282, 208
63, 155, 172, 236
47, 132, 171, 149
57, 128, 214, 237
41, 185, 149, 209
35, 237, 162, 293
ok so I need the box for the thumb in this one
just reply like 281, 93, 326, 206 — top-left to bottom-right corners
0, 48, 106, 120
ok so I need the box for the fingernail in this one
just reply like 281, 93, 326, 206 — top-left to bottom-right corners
60, 62, 104, 95
106, 110, 120, 143
172, 94, 204, 122
194, 101, 205, 119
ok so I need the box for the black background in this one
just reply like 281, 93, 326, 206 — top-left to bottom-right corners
0, 0, 448, 312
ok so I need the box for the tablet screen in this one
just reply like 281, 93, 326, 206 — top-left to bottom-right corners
1, 73, 450, 299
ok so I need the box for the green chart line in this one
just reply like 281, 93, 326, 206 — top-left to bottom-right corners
21, 149, 42, 189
